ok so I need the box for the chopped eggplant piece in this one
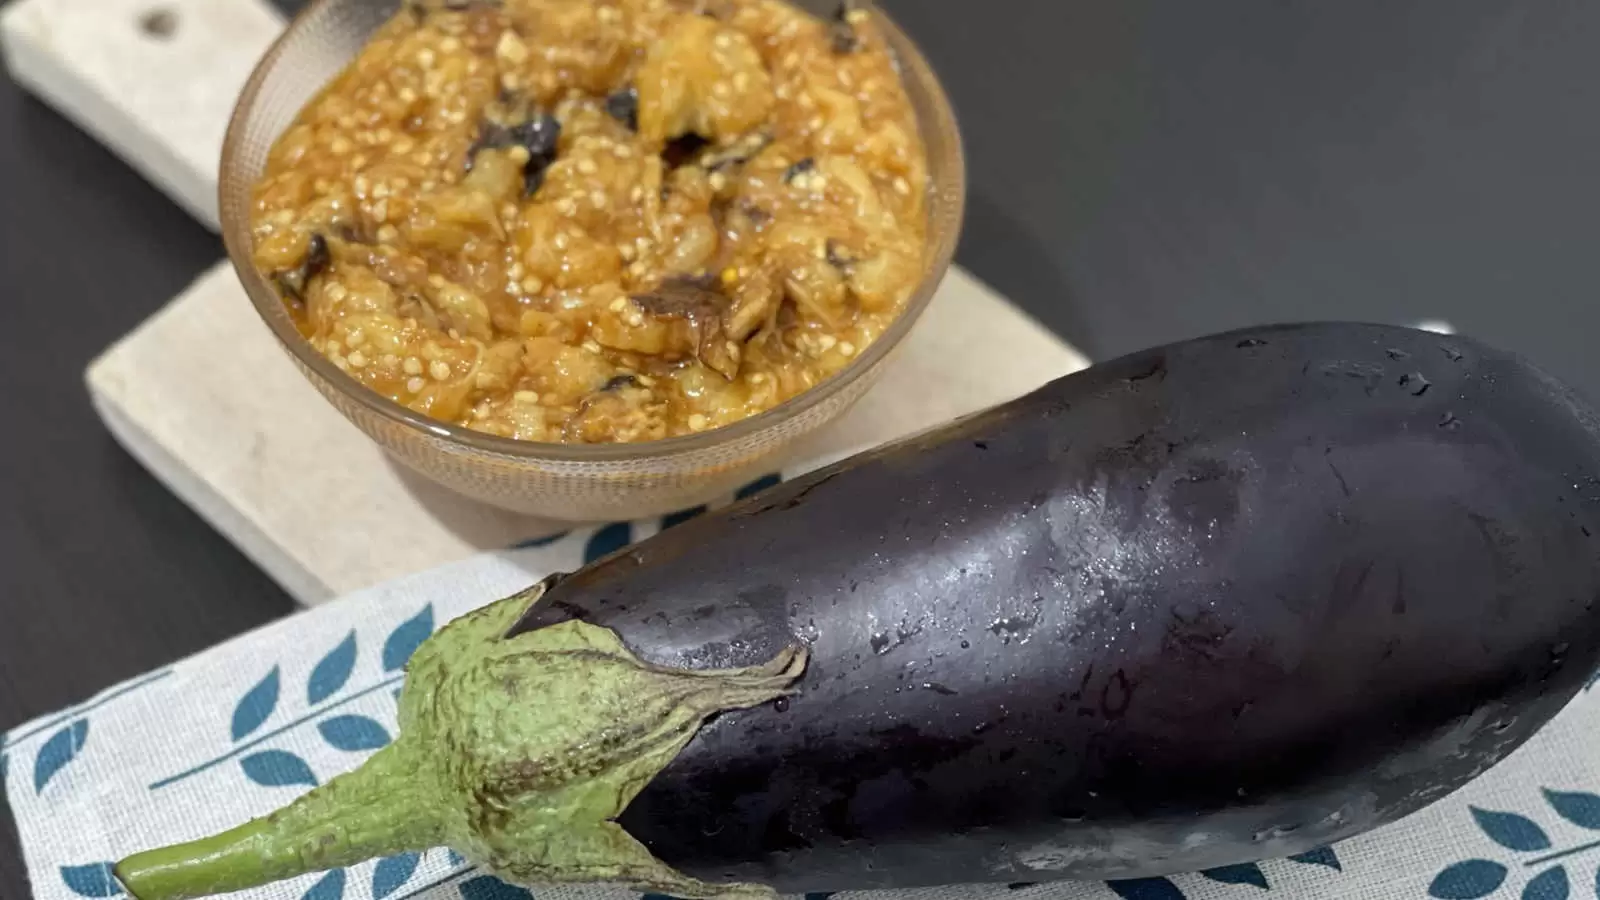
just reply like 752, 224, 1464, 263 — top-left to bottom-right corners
724, 269, 779, 341
273, 232, 331, 304
825, 239, 856, 271
464, 124, 510, 170
341, 219, 388, 245
830, 1, 863, 53
783, 157, 816, 184
633, 276, 740, 378
700, 131, 772, 173
566, 375, 666, 443
636, 15, 775, 145
466, 113, 562, 197
510, 115, 562, 162
662, 133, 713, 170
663, 131, 768, 177
513, 115, 562, 196
633, 275, 722, 316
523, 161, 550, 197
733, 199, 773, 228
304, 233, 331, 276
605, 86, 640, 132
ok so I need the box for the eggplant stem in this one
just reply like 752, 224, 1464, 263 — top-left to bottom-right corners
115, 743, 438, 900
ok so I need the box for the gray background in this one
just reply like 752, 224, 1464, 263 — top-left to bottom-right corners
4, 0, 1600, 893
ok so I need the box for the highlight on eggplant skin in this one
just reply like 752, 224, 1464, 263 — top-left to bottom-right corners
520, 322, 1600, 892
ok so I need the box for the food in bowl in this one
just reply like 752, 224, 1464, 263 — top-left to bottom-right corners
248, 0, 930, 444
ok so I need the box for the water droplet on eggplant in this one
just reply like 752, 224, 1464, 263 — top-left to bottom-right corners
1399, 372, 1432, 396
989, 613, 1038, 644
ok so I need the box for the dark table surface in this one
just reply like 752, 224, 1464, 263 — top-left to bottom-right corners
5, 1, 1600, 895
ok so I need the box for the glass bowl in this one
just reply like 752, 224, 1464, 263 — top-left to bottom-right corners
218, 0, 966, 521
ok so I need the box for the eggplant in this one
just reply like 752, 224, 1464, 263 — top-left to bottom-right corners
116, 322, 1600, 900
540, 321, 1600, 886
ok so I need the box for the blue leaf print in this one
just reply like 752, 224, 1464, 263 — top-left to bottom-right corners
1543, 789, 1600, 830
308, 632, 358, 705
1429, 860, 1509, 899
458, 875, 535, 900
303, 868, 346, 900
448, 851, 468, 867
1471, 807, 1552, 851
1106, 877, 1187, 900
1523, 865, 1569, 900
33, 719, 88, 792
240, 749, 317, 788
383, 606, 435, 673
232, 667, 281, 741
60, 862, 121, 898
514, 531, 569, 549
584, 522, 633, 564
736, 473, 782, 500
1201, 863, 1268, 889
318, 715, 391, 752
1287, 846, 1342, 871
661, 506, 707, 530
372, 852, 421, 899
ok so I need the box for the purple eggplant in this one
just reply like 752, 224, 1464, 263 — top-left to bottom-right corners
116, 322, 1600, 900
523, 321, 1600, 890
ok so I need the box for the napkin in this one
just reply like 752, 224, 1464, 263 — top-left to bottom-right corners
6, 497, 1600, 900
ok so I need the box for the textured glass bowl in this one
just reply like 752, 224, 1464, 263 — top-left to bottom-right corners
219, 0, 965, 521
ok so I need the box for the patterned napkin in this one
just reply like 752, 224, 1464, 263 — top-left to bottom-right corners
6, 473, 1600, 900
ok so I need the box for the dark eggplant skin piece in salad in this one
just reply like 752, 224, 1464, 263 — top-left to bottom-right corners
511, 321, 1600, 891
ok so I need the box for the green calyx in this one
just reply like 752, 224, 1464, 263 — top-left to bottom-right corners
114, 582, 808, 900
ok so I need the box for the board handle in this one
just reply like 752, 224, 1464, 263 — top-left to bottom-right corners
0, 0, 284, 230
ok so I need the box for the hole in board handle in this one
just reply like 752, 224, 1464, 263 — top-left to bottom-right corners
138, 7, 178, 40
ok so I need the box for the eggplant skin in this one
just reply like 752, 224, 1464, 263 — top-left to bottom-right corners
530, 322, 1600, 891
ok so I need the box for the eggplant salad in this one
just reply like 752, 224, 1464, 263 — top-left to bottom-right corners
250, 0, 930, 443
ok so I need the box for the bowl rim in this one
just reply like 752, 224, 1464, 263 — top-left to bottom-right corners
220, 0, 966, 463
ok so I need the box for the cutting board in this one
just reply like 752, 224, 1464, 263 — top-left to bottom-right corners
0, 0, 1092, 605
